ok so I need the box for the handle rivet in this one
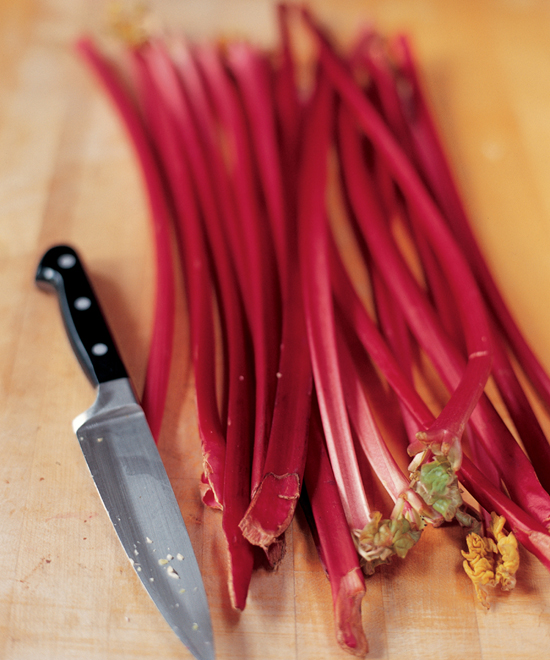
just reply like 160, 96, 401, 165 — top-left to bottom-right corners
58, 254, 77, 269
74, 296, 92, 311
91, 343, 108, 356
41, 267, 55, 280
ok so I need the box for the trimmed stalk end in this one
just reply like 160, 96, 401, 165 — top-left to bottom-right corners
239, 472, 301, 548
333, 567, 369, 657
199, 472, 223, 510
226, 545, 254, 611
263, 536, 287, 568
396, 488, 444, 528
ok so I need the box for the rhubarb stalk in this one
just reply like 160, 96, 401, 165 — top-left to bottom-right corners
395, 34, 550, 413
76, 38, 175, 442
336, 102, 550, 528
298, 73, 371, 534
193, 44, 282, 500
229, 37, 313, 551
131, 43, 226, 508
303, 398, 368, 657
139, 39, 256, 608
304, 9, 494, 468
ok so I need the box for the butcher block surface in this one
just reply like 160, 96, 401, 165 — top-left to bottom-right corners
2, 1, 550, 658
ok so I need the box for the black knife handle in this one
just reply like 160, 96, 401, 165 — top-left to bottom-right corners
35, 245, 128, 386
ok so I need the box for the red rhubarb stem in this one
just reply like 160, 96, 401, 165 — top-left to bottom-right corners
303, 398, 368, 657
391, 37, 550, 488
336, 102, 488, 454
328, 177, 550, 528
194, 44, 282, 496
330, 220, 550, 563
274, 2, 303, 211
230, 35, 313, 550
226, 41, 290, 289
140, 39, 256, 608
396, 34, 550, 411
76, 38, 175, 442
132, 44, 226, 507
299, 73, 371, 533
303, 10, 495, 460
335, 308, 411, 503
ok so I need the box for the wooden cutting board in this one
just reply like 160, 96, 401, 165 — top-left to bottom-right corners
2, 1, 550, 658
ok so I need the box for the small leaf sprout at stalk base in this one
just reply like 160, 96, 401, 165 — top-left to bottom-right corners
409, 452, 465, 523
462, 513, 520, 609
353, 511, 422, 575
462, 532, 498, 609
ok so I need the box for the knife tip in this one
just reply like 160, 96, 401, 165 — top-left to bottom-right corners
177, 623, 215, 660
189, 640, 215, 660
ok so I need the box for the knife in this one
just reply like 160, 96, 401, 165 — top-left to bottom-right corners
35, 244, 215, 660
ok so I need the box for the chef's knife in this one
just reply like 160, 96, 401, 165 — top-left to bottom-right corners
35, 244, 215, 660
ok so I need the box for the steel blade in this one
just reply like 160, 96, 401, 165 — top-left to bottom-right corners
73, 378, 215, 660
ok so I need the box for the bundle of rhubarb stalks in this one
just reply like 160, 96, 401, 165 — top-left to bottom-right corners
78, 4, 550, 655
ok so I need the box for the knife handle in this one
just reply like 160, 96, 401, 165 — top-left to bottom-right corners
35, 245, 128, 387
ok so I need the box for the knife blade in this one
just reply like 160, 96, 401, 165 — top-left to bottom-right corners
35, 244, 215, 660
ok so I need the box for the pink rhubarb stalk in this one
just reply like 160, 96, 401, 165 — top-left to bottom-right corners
131, 43, 226, 508
228, 39, 313, 550
388, 37, 550, 490
298, 73, 371, 534
358, 33, 550, 493
331, 226, 550, 566
76, 38, 175, 442
395, 34, 550, 414
193, 43, 282, 499
336, 318, 436, 529
336, 102, 550, 528
303, 9, 494, 467
303, 399, 368, 657
140, 39, 256, 608
274, 2, 303, 208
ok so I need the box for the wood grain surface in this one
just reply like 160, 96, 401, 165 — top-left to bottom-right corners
2, 1, 550, 658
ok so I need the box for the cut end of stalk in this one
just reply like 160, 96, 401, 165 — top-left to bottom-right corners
239, 472, 301, 548
200, 451, 225, 510
199, 472, 223, 510
333, 567, 368, 657
263, 535, 287, 569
